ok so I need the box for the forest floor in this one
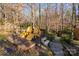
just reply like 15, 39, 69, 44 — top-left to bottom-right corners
0, 33, 79, 56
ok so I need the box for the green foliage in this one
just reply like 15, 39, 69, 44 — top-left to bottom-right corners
62, 34, 72, 43
0, 34, 7, 40
72, 40, 79, 45
45, 28, 55, 41
63, 26, 72, 34
61, 28, 72, 43
0, 19, 4, 25
20, 22, 33, 29
47, 33, 55, 41
40, 51, 53, 56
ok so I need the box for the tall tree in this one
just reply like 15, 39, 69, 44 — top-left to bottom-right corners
60, 3, 64, 30
47, 3, 51, 32
71, 3, 76, 40
55, 3, 58, 32
38, 3, 41, 27
78, 3, 79, 20
72, 3, 76, 27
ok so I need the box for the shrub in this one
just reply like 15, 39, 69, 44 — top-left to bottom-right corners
0, 34, 7, 40
20, 22, 33, 29
44, 28, 55, 41
61, 28, 72, 43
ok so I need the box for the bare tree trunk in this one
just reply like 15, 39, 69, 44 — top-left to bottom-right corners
55, 3, 58, 32
31, 4, 36, 27
38, 3, 41, 28
47, 3, 51, 32
78, 4, 79, 20
72, 3, 76, 27
60, 3, 64, 31
72, 3, 76, 40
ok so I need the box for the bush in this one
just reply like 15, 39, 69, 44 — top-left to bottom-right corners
44, 28, 55, 41
61, 28, 72, 43
20, 22, 33, 29
0, 19, 4, 25
0, 34, 7, 40
62, 34, 72, 43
